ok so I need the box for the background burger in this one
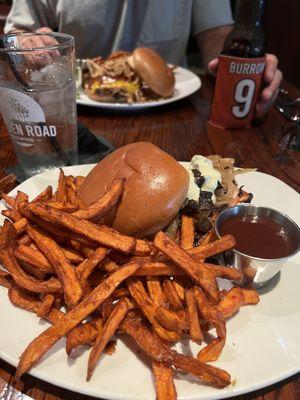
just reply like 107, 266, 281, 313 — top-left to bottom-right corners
84, 48, 175, 103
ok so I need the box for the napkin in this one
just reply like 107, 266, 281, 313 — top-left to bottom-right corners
5, 122, 115, 183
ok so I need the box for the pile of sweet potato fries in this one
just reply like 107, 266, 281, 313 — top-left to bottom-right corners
0, 170, 259, 399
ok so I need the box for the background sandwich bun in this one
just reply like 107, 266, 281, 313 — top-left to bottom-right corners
128, 47, 175, 98
78, 142, 189, 238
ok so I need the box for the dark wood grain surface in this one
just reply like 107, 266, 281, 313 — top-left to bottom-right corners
0, 74, 299, 400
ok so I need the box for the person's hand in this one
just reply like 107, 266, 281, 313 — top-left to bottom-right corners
17, 27, 59, 66
208, 54, 283, 118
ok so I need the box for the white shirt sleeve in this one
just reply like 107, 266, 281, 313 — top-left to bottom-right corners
4, 0, 58, 33
192, 0, 234, 35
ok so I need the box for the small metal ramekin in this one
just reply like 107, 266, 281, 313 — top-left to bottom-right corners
215, 204, 300, 288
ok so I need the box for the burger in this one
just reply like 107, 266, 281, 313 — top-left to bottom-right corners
78, 142, 252, 239
84, 48, 175, 103
78, 142, 189, 238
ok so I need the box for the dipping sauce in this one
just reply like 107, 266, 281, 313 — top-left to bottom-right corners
219, 215, 296, 259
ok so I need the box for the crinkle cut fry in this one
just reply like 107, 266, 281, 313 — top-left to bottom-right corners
154, 231, 219, 302
16, 261, 141, 379
121, 311, 231, 388
28, 203, 136, 254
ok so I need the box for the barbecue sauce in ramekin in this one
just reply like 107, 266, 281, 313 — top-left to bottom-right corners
219, 215, 296, 259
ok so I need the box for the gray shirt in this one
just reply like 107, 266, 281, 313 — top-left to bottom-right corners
5, 0, 233, 65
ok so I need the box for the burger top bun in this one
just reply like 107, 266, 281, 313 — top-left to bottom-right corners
78, 142, 189, 238
128, 48, 175, 98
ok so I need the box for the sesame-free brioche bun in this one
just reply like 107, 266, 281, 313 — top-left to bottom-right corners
129, 48, 175, 97
78, 142, 189, 238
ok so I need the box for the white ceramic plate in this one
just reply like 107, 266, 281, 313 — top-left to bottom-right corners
76, 67, 201, 109
0, 165, 300, 400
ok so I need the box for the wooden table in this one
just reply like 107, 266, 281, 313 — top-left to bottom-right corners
0, 74, 299, 400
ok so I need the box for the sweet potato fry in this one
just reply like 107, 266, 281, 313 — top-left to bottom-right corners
1, 208, 22, 222
28, 203, 136, 254
127, 278, 180, 342
0, 270, 13, 288
66, 176, 77, 205
55, 169, 67, 202
13, 218, 27, 234
203, 263, 242, 282
16, 261, 141, 379
217, 287, 245, 319
66, 317, 103, 355
61, 247, 84, 265
134, 239, 151, 256
188, 234, 236, 260
152, 360, 177, 400
31, 185, 53, 203
155, 307, 187, 332
194, 287, 226, 362
76, 247, 107, 283
17, 234, 32, 246
36, 294, 56, 318
45, 308, 65, 324
241, 288, 260, 305
0, 219, 17, 248
75, 175, 85, 189
15, 245, 53, 274
8, 284, 40, 313
0, 192, 16, 208
73, 178, 124, 220
146, 277, 167, 307
180, 215, 194, 249
121, 311, 231, 388
162, 279, 183, 310
185, 288, 203, 343
27, 225, 83, 307
47, 202, 78, 213
0, 246, 61, 294
154, 232, 219, 302
19, 260, 46, 280
87, 297, 131, 380
16, 191, 28, 204
172, 278, 185, 301
134, 262, 185, 276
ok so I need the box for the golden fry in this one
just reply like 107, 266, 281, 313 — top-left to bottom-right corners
16, 261, 140, 379
152, 360, 177, 400
87, 297, 130, 380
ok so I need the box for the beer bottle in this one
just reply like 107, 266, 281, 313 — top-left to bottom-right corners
209, 0, 266, 129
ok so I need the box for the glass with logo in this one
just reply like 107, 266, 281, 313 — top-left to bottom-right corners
0, 32, 78, 177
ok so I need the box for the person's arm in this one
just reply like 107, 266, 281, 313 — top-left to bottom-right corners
195, 25, 232, 72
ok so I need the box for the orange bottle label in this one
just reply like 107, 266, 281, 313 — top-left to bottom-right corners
209, 55, 266, 129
